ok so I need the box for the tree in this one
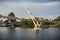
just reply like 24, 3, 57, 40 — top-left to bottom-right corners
8, 12, 16, 22
8, 12, 15, 17
19, 19, 34, 28
53, 16, 60, 21
5, 12, 16, 27
0, 15, 2, 18
35, 17, 39, 21
52, 16, 60, 28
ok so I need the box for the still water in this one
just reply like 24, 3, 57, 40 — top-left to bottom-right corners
0, 27, 60, 40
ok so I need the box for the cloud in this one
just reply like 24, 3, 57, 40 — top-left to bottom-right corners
0, 1, 60, 19
0, 1, 60, 8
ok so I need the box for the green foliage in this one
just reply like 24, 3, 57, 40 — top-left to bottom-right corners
5, 12, 16, 27
8, 12, 15, 17
8, 12, 16, 22
0, 15, 2, 16
5, 13, 60, 28
19, 19, 34, 28
35, 17, 39, 21
53, 16, 60, 21
0, 15, 2, 18
43, 19, 50, 25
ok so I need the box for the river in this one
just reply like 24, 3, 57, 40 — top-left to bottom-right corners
0, 27, 60, 40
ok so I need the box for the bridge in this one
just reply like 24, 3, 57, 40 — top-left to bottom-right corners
0, 10, 42, 32
0, 8, 43, 32
26, 8, 43, 32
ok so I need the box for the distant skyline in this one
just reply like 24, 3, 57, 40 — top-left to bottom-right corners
0, 0, 60, 20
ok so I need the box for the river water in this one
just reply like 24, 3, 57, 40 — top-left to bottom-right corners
0, 27, 60, 40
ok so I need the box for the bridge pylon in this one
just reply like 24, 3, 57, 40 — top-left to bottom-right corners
26, 8, 42, 32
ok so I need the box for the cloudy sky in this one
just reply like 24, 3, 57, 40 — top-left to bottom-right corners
0, 0, 60, 19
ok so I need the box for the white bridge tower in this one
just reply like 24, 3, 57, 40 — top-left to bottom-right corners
26, 8, 42, 31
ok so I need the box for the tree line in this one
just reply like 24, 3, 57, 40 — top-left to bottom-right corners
0, 12, 60, 29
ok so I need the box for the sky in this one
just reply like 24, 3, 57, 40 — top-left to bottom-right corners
0, 0, 60, 20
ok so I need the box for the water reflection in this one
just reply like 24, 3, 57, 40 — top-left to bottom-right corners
0, 27, 60, 40
37, 28, 60, 40
0, 27, 35, 40
0, 27, 9, 40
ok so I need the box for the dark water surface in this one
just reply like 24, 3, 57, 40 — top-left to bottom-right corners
0, 27, 60, 40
